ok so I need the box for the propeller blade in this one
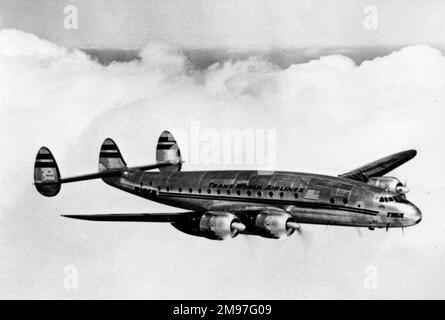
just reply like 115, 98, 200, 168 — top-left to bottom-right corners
293, 225, 314, 255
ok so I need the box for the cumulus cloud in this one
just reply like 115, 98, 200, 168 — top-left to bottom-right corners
0, 29, 444, 299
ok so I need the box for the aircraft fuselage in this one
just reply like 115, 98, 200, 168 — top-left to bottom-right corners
104, 169, 421, 230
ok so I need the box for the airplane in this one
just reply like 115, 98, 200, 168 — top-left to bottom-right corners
34, 130, 422, 240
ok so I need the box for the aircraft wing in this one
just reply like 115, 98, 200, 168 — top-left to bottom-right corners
62, 211, 197, 222
339, 149, 417, 182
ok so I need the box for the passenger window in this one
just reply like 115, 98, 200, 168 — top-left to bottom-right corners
236, 190, 241, 196
178, 187, 182, 193
389, 197, 394, 202
247, 191, 251, 196
269, 192, 273, 197
294, 193, 298, 199
166, 186, 169, 192
198, 188, 202, 193
279, 192, 284, 198
188, 188, 192, 193
330, 198, 335, 204
226, 190, 231, 195
343, 198, 348, 204
207, 189, 211, 194
257, 191, 262, 197
216, 189, 221, 194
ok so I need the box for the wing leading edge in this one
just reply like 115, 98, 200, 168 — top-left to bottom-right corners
339, 149, 417, 182
62, 212, 197, 222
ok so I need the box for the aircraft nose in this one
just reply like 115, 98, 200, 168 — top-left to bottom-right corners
408, 203, 422, 225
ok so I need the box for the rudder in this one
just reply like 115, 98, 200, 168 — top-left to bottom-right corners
34, 147, 61, 197
156, 130, 182, 172
99, 138, 127, 172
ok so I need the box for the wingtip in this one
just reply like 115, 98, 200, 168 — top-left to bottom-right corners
404, 149, 417, 159
394, 149, 417, 158
61, 214, 81, 220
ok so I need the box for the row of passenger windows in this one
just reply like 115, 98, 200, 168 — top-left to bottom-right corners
149, 184, 301, 198
140, 182, 349, 204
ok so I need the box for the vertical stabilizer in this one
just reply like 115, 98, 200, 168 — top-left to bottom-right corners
34, 147, 61, 197
99, 138, 127, 172
156, 131, 182, 172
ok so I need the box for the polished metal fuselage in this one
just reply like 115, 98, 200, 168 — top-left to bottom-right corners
104, 170, 421, 229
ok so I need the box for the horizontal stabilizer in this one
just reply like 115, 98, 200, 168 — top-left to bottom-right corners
131, 159, 183, 172
62, 212, 196, 223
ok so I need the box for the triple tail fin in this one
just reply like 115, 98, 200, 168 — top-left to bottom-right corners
35, 133, 183, 197
99, 138, 127, 172
156, 131, 182, 172
34, 147, 61, 197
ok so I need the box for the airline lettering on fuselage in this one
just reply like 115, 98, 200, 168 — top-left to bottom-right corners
387, 212, 404, 218
208, 182, 304, 193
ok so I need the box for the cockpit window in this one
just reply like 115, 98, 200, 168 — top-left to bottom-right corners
394, 196, 409, 203
380, 195, 408, 203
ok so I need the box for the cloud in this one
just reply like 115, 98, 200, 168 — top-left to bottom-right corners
0, 29, 444, 299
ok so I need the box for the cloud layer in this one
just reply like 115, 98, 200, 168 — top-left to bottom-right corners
1, 29, 444, 299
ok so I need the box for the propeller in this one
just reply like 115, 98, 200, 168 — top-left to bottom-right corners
291, 223, 314, 255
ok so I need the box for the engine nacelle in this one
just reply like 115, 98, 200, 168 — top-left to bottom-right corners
199, 212, 245, 240
254, 212, 298, 239
367, 176, 408, 194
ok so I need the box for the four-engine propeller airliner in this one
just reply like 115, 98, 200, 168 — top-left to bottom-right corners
34, 131, 421, 240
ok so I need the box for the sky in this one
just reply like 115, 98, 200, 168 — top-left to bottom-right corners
1, 0, 445, 48
0, 1, 444, 299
